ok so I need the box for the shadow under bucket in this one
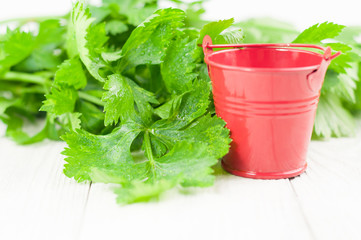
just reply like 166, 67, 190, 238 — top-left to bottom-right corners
203, 35, 341, 179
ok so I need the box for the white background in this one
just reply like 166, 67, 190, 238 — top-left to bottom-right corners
0, 0, 360, 30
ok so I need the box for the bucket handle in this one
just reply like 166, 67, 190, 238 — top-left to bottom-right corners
202, 35, 341, 92
202, 35, 341, 60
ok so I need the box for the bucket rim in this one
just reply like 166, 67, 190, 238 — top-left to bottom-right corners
204, 48, 322, 72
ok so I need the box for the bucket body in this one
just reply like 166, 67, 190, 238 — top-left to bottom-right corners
203, 36, 340, 179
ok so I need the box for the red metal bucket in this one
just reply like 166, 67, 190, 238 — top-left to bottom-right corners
203, 35, 341, 179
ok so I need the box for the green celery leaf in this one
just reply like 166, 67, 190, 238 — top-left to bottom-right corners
124, 141, 216, 203
335, 26, 361, 44
119, 8, 185, 72
197, 18, 234, 45
101, 50, 122, 63
39, 58, 86, 128
127, 7, 158, 27
92, 141, 217, 204
326, 43, 353, 74
126, 78, 158, 125
88, 5, 111, 24
153, 114, 231, 159
314, 93, 355, 138
67, 2, 109, 82
326, 43, 359, 77
102, 73, 157, 126
150, 80, 231, 159
105, 20, 129, 35
161, 37, 198, 94
66, 2, 92, 58
15, 47, 62, 72
36, 19, 66, 46
103, 0, 158, 26
61, 122, 142, 182
181, 1, 208, 29
322, 70, 339, 90
114, 179, 177, 204
134, 65, 165, 97
149, 135, 168, 158
58, 112, 82, 131
76, 100, 105, 134
326, 42, 353, 53
157, 141, 217, 187
102, 74, 135, 125
0, 29, 35, 69
154, 94, 184, 119
54, 58, 87, 89
15, 19, 65, 72
40, 85, 78, 115
293, 22, 345, 43
152, 79, 210, 130
215, 28, 244, 44
182, 28, 200, 40
330, 65, 359, 103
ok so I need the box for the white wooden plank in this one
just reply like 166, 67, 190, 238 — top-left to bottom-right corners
0, 128, 90, 240
80, 166, 312, 240
290, 128, 361, 240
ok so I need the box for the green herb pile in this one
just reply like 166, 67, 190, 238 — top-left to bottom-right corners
0, 0, 360, 204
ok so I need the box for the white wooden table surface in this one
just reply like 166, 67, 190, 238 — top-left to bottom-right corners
0, 122, 361, 240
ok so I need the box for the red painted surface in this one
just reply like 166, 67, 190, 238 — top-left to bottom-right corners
203, 35, 340, 179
